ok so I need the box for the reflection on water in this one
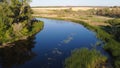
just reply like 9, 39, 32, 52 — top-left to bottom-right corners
0, 37, 36, 68
62, 33, 75, 44
0, 18, 105, 68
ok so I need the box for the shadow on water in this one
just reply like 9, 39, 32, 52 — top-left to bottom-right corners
0, 36, 36, 68
0, 18, 113, 68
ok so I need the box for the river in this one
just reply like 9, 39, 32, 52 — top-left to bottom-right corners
0, 18, 107, 68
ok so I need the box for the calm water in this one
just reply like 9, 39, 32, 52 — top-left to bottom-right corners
0, 18, 106, 68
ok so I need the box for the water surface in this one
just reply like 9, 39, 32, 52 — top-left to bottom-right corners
0, 18, 103, 68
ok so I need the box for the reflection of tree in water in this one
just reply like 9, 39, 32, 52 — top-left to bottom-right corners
0, 37, 36, 68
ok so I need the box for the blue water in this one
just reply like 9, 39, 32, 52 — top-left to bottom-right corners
0, 18, 103, 68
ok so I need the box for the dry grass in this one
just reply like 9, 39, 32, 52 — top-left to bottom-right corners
32, 7, 112, 26
32, 7, 98, 11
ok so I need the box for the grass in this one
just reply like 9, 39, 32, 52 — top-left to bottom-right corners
65, 48, 107, 68
29, 21, 44, 36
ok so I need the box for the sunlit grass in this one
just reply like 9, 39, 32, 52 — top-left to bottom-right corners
65, 48, 107, 68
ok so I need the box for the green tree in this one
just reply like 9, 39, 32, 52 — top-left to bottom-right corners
0, 0, 43, 44
9, 0, 31, 23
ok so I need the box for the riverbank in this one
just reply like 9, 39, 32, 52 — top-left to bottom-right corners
0, 21, 44, 48
0, 1, 44, 48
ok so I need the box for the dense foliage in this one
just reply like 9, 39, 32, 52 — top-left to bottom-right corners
0, 0, 43, 45
65, 48, 107, 68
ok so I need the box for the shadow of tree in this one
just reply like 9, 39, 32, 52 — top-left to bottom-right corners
0, 36, 36, 68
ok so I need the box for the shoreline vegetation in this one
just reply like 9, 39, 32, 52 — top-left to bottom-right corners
65, 48, 107, 68
32, 7, 120, 68
0, 0, 120, 67
0, 0, 44, 47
